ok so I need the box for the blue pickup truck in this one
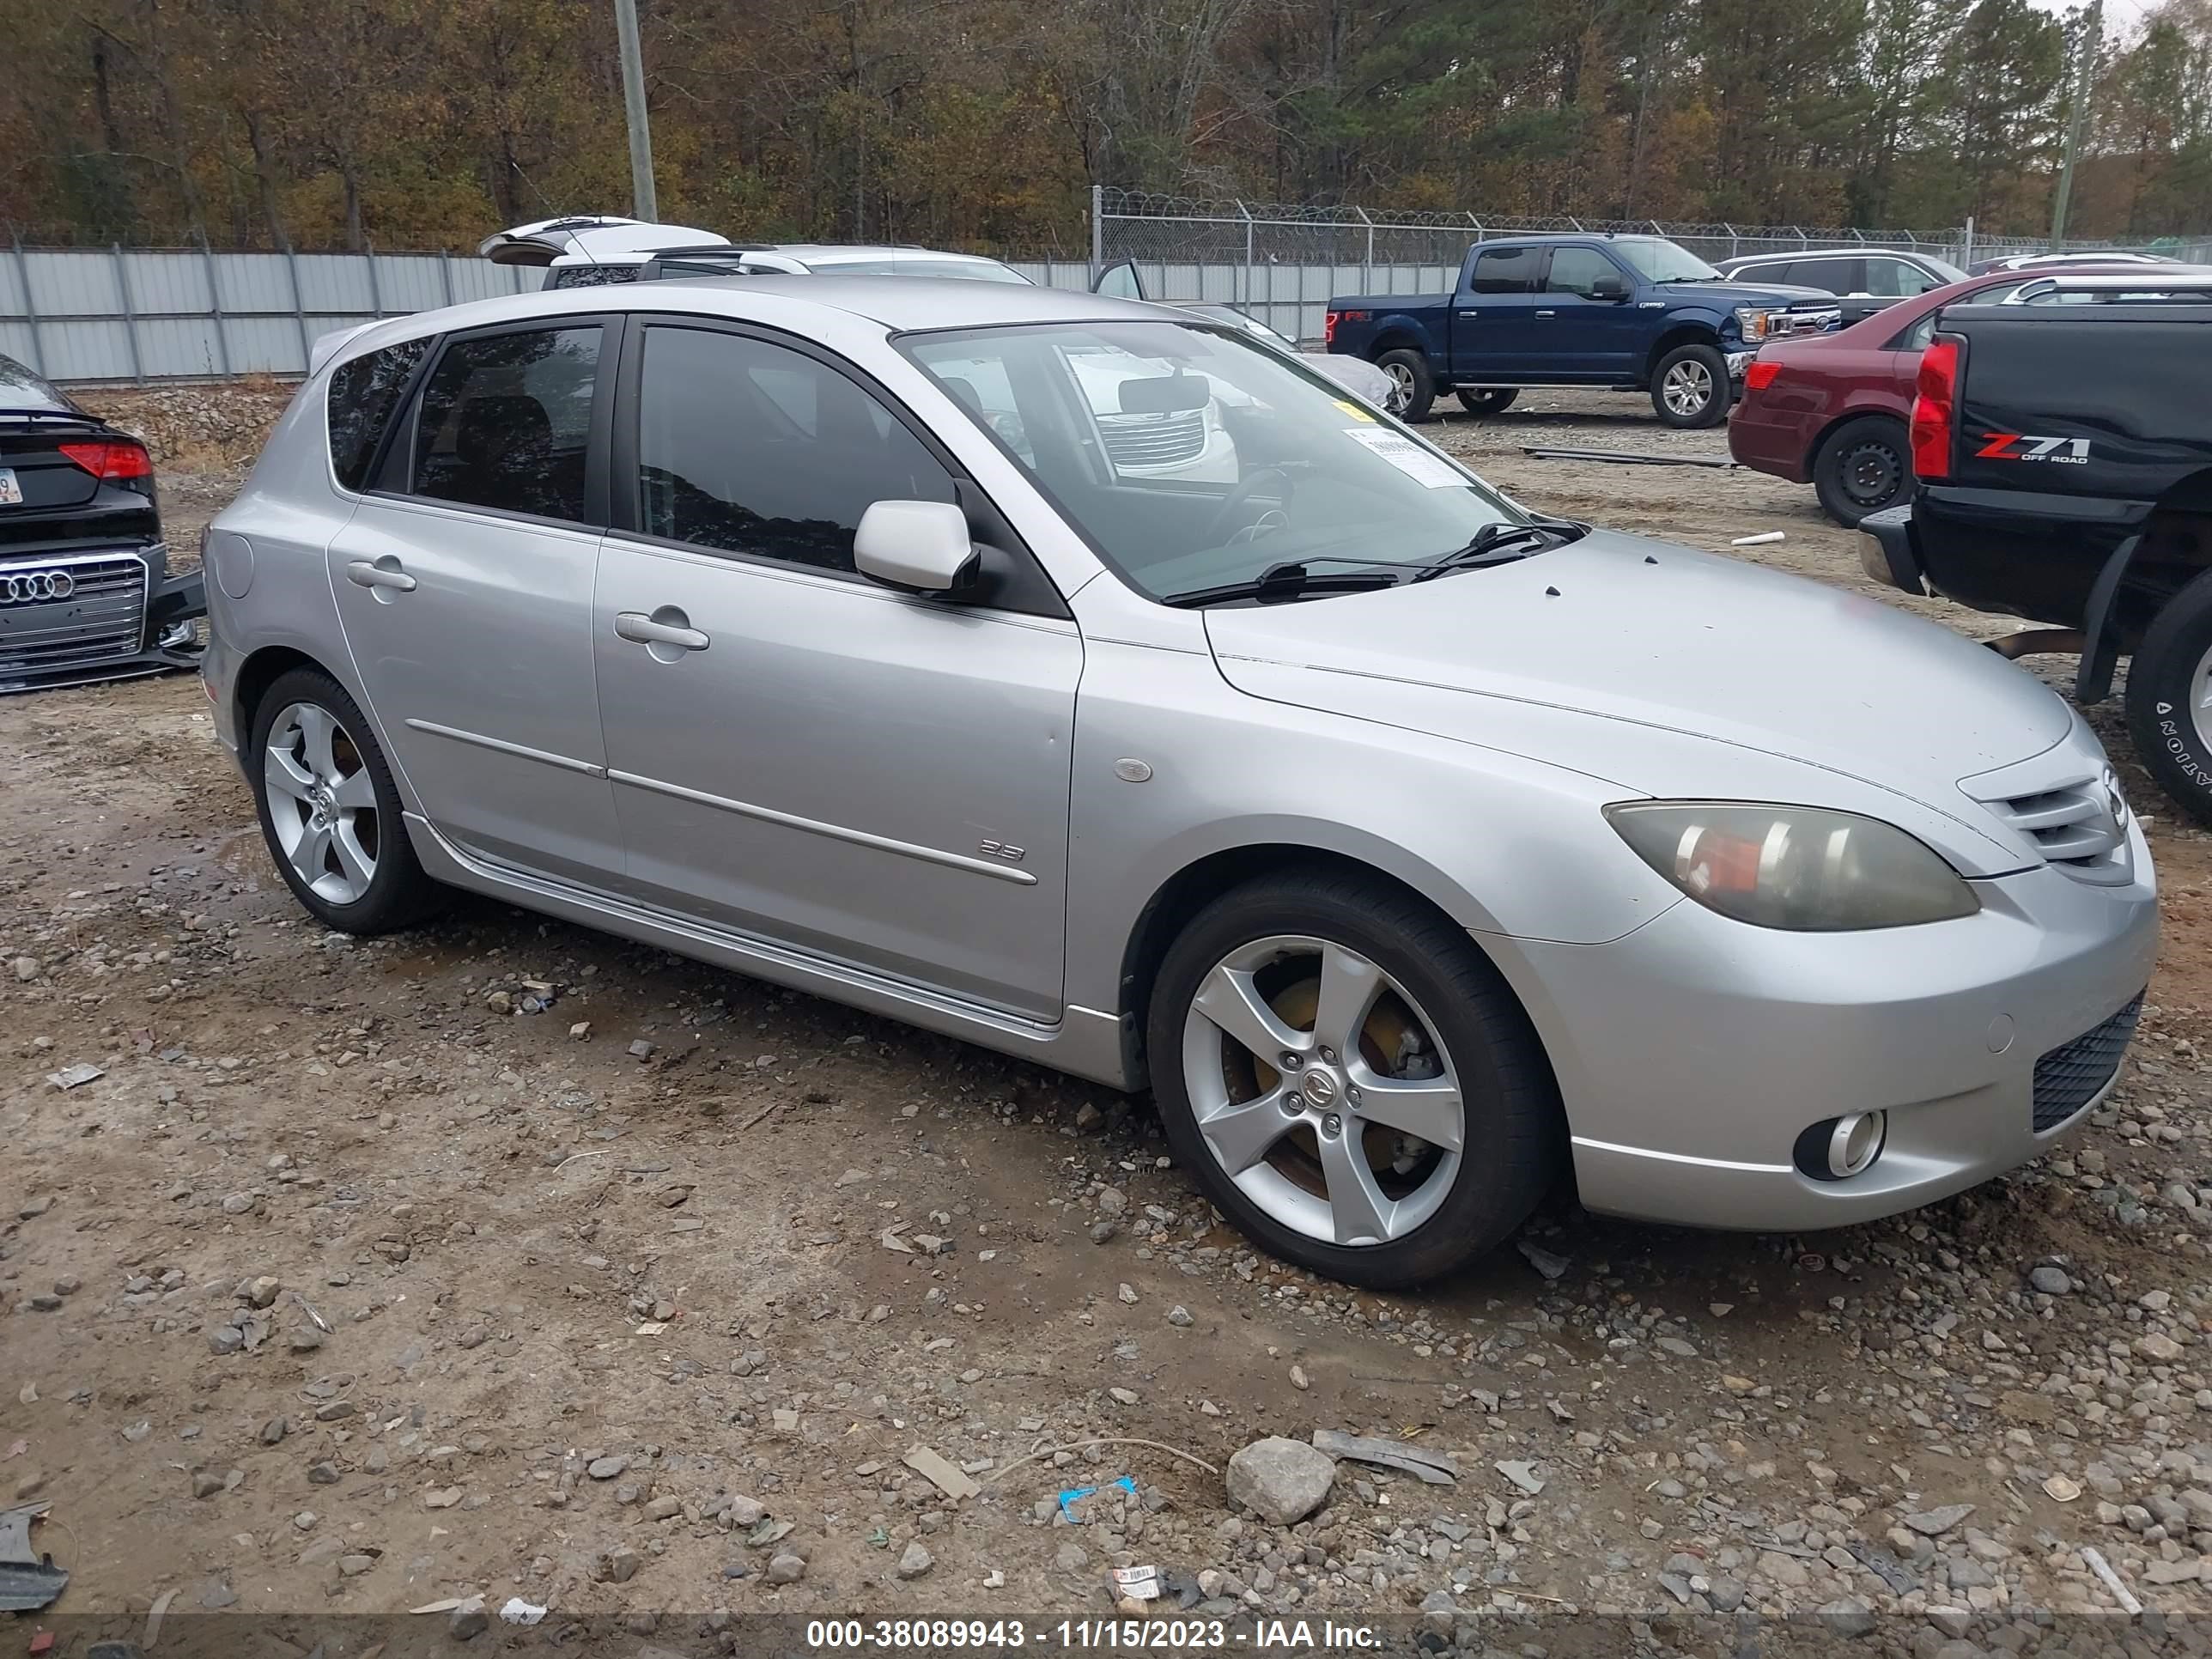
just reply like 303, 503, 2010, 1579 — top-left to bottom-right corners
1325, 234, 1835, 428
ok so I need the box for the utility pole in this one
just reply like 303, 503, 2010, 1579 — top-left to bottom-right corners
614, 0, 659, 222
2050, 0, 2101, 246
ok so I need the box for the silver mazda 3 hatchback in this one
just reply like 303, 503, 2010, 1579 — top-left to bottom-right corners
202, 278, 2157, 1286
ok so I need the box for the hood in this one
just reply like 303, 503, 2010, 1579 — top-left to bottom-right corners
1656, 279, 1835, 308
1202, 530, 2075, 868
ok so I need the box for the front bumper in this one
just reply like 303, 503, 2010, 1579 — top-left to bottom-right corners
0, 543, 206, 694
1492, 826, 2159, 1232
1725, 350, 1756, 380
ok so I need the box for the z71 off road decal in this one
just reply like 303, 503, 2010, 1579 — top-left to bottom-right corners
1976, 431, 2091, 464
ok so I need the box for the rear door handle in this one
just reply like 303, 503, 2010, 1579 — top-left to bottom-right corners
345, 557, 415, 592
615, 611, 710, 652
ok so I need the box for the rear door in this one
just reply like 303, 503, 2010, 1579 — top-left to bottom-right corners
1452, 246, 1545, 378
1534, 245, 1642, 379
326, 319, 624, 885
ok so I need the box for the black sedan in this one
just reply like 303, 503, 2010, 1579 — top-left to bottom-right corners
0, 354, 203, 690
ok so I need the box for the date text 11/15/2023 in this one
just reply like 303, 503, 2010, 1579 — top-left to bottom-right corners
804, 1618, 1385, 1650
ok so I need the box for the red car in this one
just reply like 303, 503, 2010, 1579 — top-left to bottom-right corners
1727, 264, 2174, 526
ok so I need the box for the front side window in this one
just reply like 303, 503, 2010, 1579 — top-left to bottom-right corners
328, 337, 431, 491
632, 325, 955, 574
1613, 239, 1721, 283
1545, 247, 1621, 298
903, 320, 1522, 605
410, 325, 601, 523
1469, 248, 1538, 295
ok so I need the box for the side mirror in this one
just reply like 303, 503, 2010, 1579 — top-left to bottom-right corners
1590, 274, 1628, 302
854, 500, 979, 595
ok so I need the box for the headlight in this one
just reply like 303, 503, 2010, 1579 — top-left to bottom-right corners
1733, 305, 1771, 343
1605, 802, 1980, 931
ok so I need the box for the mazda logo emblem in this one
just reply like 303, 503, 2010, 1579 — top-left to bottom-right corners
0, 569, 74, 604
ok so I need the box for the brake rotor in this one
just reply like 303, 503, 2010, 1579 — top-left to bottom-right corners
1246, 975, 1437, 1184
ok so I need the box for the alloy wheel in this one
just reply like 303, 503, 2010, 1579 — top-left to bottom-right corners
1382, 362, 1415, 415
263, 701, 380, 905
1662, 360, 1713, 419
2192, 642, 2212, 755
1180, 935, 1464, 1247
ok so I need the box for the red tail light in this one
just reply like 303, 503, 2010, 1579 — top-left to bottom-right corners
1743, 360, 1784, 392
1323, 310, 1339, 345
58, 440, 154, 482
1909, 339, 1959, 481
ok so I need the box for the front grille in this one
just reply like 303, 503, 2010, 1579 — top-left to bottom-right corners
0, 552, 148, 684
1967, 767, 2135, 886
2033, 992, 2143, 1133
1098, 409, 1207, 470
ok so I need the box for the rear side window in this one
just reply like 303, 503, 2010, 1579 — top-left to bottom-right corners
1786, 258, 1863, 294
327, 338, 431, 492
410, 325, 602, 524
1469, 248, 1538, 295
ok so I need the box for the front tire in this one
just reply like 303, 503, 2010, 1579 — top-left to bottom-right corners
2125, 568, 2212, 829
1455, 387, 1519, 416
250, 666, 444, 933
1375, 349, 1437, 422
1812, 416, 1911, 527
1651, 343, 1730, 428
1146, 869, 1560, 1288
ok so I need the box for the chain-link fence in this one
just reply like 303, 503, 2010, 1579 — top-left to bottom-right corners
1090, 186, 2212, 342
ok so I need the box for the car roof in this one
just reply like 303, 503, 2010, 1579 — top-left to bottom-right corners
1723, 247, 1934, 262
322, 276, 1182, 373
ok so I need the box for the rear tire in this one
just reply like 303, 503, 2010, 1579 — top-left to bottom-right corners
1651, 343, 1730, 428
1376, 349, 1437, 422
1812, 416, 1912, 527
1455, 387, 1519, 416
2124, 568, 2212, 829
1146, 868, 1560, 1288
249, 666, 444, 934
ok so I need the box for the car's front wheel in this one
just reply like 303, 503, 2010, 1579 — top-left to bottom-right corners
1147, 869, 1560, 1287
1651, 343, 1730, 428
1813, 416, 1911, 526
250, 666, 444, 933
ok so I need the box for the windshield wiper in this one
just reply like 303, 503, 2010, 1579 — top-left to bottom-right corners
1159, 557, 1419, 609
1410, 520, 1586, 582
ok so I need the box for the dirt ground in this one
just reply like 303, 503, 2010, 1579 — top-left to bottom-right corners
6, 384, 2212, 1652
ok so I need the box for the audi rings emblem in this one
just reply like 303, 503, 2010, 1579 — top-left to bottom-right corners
1, 569, 74, 604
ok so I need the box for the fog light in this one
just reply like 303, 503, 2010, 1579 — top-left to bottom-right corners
1795, 1110, 1887, 1182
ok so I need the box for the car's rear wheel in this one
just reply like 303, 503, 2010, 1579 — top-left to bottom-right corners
2125, 568, 2212, 829
1813, 416, 1911, 527
1651, 343, 1730, 428
250, 666, 443, 933
1455, 387, 1519, 416
1375, 349, 1436, 422
1146, 869, 1559, 1287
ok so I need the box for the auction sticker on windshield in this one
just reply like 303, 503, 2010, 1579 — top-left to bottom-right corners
0, 468, 21, 506
1343, 428, 1466, 488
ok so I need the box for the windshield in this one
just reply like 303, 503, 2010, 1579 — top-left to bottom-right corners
902, 321, 1521, 603
1613, 239, 1721, 283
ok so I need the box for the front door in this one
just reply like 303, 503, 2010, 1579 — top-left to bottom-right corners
592, 319, 1080, 1018
1534, 246, 1644, 379
326, 319, 623, 884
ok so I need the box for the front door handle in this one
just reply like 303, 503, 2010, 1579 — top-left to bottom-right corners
1534, 309, 1557, 318
345, 556, 416, 592
615, 610, 710, 652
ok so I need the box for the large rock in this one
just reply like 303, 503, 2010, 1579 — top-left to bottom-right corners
1225, 1437, 1335, 1527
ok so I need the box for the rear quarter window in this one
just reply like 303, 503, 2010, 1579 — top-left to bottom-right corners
327, 337, 433, 492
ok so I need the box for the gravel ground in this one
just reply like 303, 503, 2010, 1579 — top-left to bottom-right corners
4, 383, 2212, 1652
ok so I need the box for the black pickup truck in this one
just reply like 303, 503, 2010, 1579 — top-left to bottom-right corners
1860, 273, 2212, 821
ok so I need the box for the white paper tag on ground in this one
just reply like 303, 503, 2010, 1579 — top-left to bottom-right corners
1111, 1565, 1162, 1599
1344, 428, 1466, 488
